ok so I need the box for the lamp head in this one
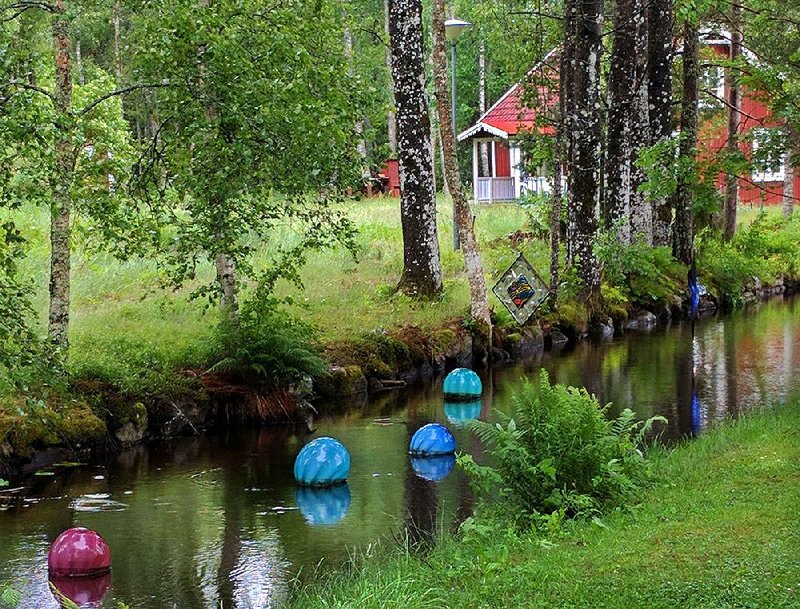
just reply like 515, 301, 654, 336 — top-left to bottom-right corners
444, 18, 471, 43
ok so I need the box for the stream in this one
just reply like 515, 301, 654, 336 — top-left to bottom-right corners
1, 296, 798, 608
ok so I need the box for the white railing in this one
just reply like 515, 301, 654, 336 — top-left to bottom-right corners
476, 177, 516, 202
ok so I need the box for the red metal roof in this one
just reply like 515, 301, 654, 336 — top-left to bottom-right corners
481, 84, 556, 136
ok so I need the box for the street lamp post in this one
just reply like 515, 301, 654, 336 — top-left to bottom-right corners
444, 18, 470, 251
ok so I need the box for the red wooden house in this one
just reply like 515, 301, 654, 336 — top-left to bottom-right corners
458, 34, 797, 206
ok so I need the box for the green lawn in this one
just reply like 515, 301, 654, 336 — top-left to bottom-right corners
289, 398, 800, 608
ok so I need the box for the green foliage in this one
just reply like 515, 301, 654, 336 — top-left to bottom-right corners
697, 214, 800, 303
517, 191, 553, 240
0, 585, 20, 608
460, 370, 664, 528
595, 231, 685, 305
208, 296, 326, 388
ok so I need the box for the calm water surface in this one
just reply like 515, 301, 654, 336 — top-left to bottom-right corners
1, 296, 799, 608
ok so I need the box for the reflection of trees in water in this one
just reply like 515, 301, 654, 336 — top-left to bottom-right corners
403, 408, 438, 548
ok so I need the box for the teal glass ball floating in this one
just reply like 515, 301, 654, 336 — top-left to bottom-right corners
443, 368, 482, 400
444, 399, 482, 428
411, 455, 455, 482
295, 484, 351, 526
409, 423, 456, 455
294, 437, 351, 487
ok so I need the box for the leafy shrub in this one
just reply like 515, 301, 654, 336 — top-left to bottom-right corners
208, 297, 326, 388
595, 231, 685, 305
697, 215, 800, 303
459, 370, 664, 529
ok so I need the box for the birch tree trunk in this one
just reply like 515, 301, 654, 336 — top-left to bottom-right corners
388, 0, 443, 298
49, 0, 76, 351
384, 0, 398, 155
114, 0, 122, 83
75, 37, 84, 85
198, 0, 238, 318
648, 0, 674, 246
344, 26, 369, 174
568, 0, 603, 305
431, 0, 491, 331
783, 150, 794, 219
478, 38, 490, 177
606, 0, 636, 243
672, 21, 698, 265
629, 1, 652, 244
722, 3, 742, 241
563, 0, 578, 264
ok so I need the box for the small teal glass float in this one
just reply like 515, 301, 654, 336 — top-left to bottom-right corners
411, 454, 455, 482
293, 437, 351, 487
295, 484, 351, 526
443, 368, 482, 400
409, 423, 455, 456
444, 399, 482, 428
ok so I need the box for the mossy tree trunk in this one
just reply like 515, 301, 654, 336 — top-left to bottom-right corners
673, 21, 698, 265
648, 0, 674, 246
49, 0, 76, 353
388, 0, 443, 298
567, 0, 603, 306
430, 0, 492, 333
722, 2, 742, 241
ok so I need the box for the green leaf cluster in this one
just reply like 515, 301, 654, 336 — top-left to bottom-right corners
459, 370, 665, 529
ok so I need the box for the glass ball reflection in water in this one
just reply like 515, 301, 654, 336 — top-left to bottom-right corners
444, 399, 481, 428
295, 484, 352, 526
410, 454, 456, 482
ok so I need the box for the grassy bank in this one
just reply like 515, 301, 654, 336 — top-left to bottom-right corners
1, 199, 799, 463
290, 398, 800, 609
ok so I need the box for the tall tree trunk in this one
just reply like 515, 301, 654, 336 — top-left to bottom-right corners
478, 38, 490, 177
568, 0, 603, 305
648, 0, 674, 246
114, 0, 122, 83
550, 44, 571, 302
344, 26, 370, 174
198, 0, 238, 318
606, 0, 636, 243
563, 0, 577, 264
672, 21, 698, 265
431, 0, 491, 331
75, 37, 84, 85
630, 1, 652, 244
722, 3, 742, 241
384, 0, 398, 155
388, 0, 443, 298
783, 147, 794, 219
49, 0, 75, 352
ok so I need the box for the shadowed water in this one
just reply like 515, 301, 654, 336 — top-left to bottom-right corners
1, 296, 798, 608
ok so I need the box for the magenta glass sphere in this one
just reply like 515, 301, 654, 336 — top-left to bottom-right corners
48, 528, 111, 578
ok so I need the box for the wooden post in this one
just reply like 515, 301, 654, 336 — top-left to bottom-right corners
472, 138, 479, 202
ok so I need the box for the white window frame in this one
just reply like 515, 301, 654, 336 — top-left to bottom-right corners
751, 128, 786, 183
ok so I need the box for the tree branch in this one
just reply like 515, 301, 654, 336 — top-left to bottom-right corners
1, 79, 55, 103
78, 82, 171, 116
0, 1, 56, 21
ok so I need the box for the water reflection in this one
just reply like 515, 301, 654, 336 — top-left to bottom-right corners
50, 574, 110, 608
295, 485, 351, 526
410, 455, 455, 482
0, 296, 798, 608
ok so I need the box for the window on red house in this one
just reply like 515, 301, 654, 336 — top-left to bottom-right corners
751, 128, 786, 183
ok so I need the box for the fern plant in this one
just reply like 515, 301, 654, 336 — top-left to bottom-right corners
207, 296, 326, 388
459, 370, 665, 528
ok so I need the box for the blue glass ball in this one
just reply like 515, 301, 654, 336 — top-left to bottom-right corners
295, 484, 351, 526
294, 437, 351, 487
409, 423, 456, 456
444, 399, 482, 428
411, 455, 456, 482
443, 368, 482, 399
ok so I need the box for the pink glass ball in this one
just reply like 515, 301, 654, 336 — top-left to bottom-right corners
48, 528, 111, 578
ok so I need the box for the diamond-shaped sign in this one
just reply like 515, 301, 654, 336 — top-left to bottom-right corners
492, 253, 548, 325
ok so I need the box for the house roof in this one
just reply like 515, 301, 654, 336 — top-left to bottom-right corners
458, 48, 559, 142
